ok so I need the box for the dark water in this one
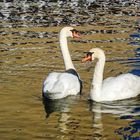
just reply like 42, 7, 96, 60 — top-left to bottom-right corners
0, 0, 140, 27
0, 0, 140, 140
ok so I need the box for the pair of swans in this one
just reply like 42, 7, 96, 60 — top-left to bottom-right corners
43, 27, 140, 102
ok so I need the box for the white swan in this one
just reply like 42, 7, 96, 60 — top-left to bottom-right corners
82, 48, 140, 102
43, 27, 82, 99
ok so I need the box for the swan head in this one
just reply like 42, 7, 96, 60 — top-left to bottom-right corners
60, 27, 80, 38
82, 48, 105, 62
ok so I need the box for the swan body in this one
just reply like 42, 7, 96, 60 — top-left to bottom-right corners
43, 27, 82, 100
43, 71, 81, 99
82, 48, 140, 102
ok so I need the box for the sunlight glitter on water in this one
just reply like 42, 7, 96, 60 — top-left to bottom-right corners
0, 1, 140, 140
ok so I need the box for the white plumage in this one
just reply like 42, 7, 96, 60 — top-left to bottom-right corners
43, 72, 80, 99
101, 73, 140, 101
82, 48, 140, 102
43, 27, 81, 99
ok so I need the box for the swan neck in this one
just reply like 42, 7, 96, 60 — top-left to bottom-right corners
59, 33, 75, 70
90, 56, 105, 101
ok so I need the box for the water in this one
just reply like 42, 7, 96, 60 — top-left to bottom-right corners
0, 0, 140, 139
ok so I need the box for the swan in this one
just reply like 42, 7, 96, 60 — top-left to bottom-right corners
82, 48, 140, 102
43, 27, 82, 100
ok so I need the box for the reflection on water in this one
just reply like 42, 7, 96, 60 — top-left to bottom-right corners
116, 119, 140, 140
89, 97, 140, 117
129, 28, 140, 76
43, 96, 81, 137
43, 95, 80, 118
0, 0, 140, 139
129, 28, 140, 47
116, 115, 140, 139
89, 97, 140, 139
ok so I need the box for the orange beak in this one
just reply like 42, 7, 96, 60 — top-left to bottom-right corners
82, 55, 92, 62
72, 31, 81, 38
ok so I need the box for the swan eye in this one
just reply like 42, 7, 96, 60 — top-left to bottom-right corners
87, 52, 93, 57
70, 29, 78, 34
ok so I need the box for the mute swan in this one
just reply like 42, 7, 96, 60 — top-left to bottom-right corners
82, 48, 140, 102
43, 27, 82, 99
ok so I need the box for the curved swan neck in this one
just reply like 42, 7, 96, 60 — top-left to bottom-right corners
59, 31, 75, 70
90, 55, 105, 101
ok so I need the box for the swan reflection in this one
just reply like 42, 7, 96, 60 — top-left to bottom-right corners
89, 96, 140, 116
89, 100, 103, 139
89, 96, 140, 139
43, 95, 80, 137
43, 95, 79, 118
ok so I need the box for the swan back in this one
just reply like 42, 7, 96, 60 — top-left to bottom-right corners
101, 73, 140, 101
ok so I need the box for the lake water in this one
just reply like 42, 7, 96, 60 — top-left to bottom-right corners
0, 0, 140, 140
